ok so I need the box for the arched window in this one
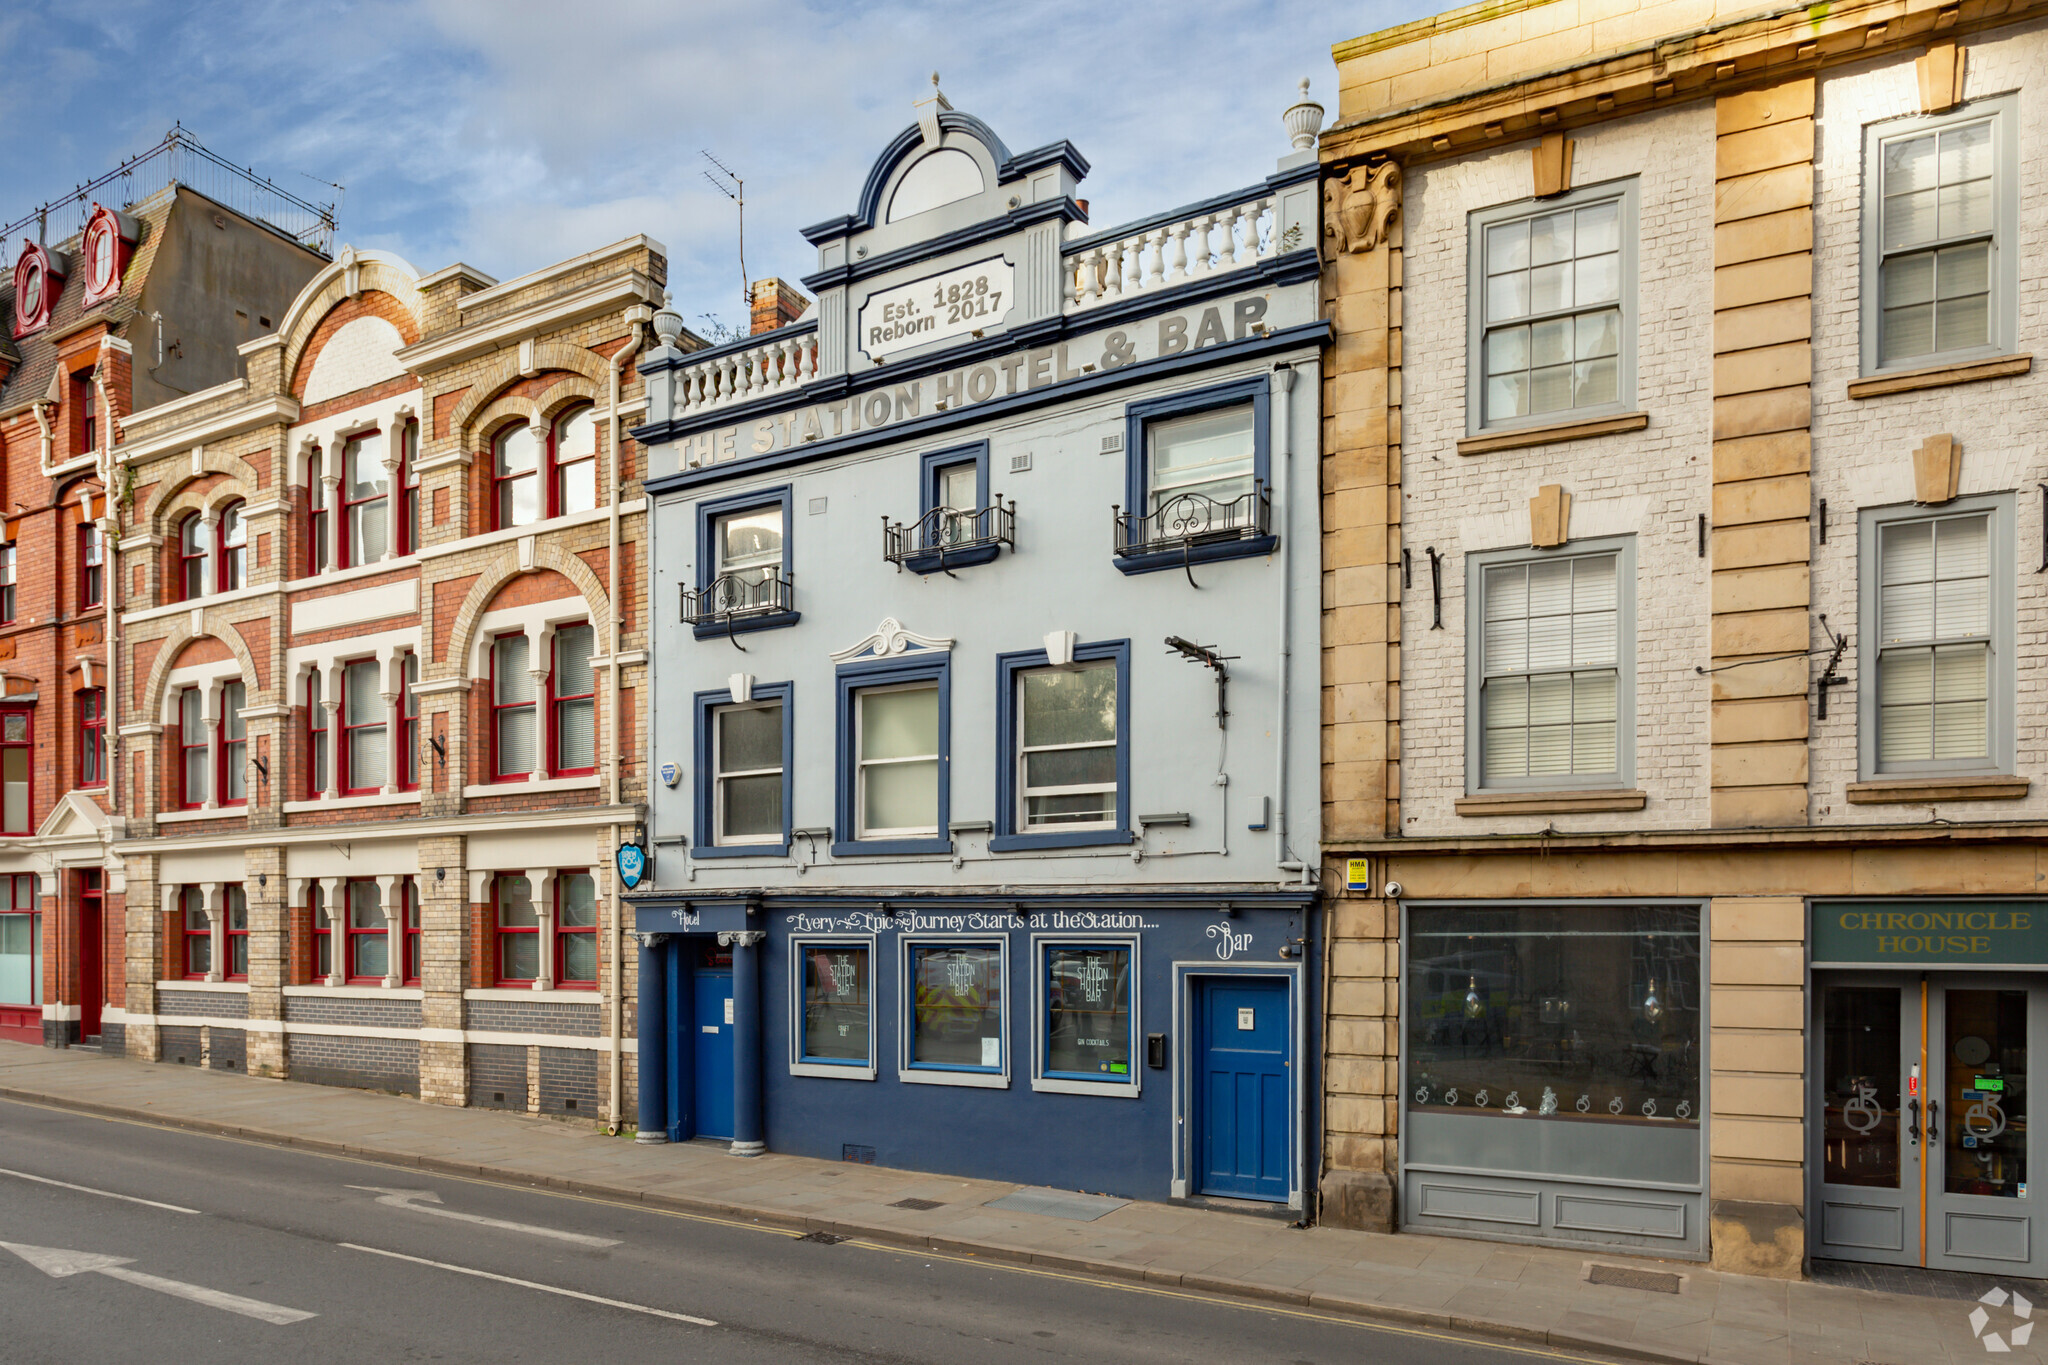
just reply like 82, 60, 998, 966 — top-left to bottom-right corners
342, 430, 388, 567
553, 405, 598, 517
493, 423, 541, 530
217, 501, 246, 593
178, 513, 209, 601
400, 419, 421, 555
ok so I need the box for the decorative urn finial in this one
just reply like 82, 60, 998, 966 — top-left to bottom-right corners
1283, 78, 1325, 151
652, 291, 684, 350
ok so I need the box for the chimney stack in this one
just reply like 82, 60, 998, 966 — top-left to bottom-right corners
749, 278, 810, 336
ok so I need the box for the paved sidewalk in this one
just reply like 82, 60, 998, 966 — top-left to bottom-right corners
0, 1044, 2005, 1365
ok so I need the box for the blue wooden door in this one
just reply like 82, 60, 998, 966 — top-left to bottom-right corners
663, 940, 692, 1141
1194, 976, 1291, 1201
694, 966, 735, 1139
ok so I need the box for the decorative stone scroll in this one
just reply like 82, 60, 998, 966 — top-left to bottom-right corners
1324, 162, 1401, 255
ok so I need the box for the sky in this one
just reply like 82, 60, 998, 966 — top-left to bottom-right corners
0, 1, 1427, 335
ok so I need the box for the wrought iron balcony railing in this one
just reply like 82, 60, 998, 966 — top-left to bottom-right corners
680, 567, 794, 626
883, 499, 1015, 572
1113, 483, 1271, 559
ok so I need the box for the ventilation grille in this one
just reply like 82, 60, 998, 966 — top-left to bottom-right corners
1009, 453, 1032, 474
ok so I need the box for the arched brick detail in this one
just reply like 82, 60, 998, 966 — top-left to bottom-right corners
141, 451, 263, 531
140, 622, 262, 721
441, 540, 612, 679
276, 249, 423, 397
448, 344, 610, 439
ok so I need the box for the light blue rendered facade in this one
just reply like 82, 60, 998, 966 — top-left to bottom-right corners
629, 94, 1326, 1207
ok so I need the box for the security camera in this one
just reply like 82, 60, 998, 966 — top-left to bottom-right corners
1383, 881, 1404, 899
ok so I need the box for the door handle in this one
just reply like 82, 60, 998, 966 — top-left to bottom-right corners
1927, 1098, 1941, 1143
1907, 1098, 1921, 1146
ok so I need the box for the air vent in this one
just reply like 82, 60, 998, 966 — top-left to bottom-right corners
1100, 433, 1123, 454
1009, 453, 1032, 474
808, 497, 828, 515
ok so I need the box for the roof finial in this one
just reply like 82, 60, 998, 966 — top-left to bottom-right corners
1283, 78, 1325, 153
916, 72, 953, 149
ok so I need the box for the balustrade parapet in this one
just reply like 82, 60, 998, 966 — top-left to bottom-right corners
1060, 185, 1300, 316
650, 321, 821, 424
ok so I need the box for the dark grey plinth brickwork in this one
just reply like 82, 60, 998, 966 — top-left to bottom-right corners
468, 1043, 525, 1109
538, 1047, 599, 1116
159, 1025, 204, 1066
100, 1021, 125, 1057
467, 1000, 601, 1037
159, 990, 248, 1019
284, 995, 423, 1029
287, 1033, 418, 1095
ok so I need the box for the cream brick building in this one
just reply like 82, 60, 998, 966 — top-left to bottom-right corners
106, 235, 673, 1125
1319, 0, 2048, 1279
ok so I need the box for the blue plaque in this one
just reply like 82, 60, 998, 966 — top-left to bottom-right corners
616, 843, 648, 890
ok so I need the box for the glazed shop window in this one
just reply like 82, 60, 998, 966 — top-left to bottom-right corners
551, 624, 596, 775
496, 875, 537, 983
0, 543, 16, 622
216, 501, 245, 593
341, 658, 386, 795
1469, 540, 1634, 791
1043, 944, 1134, 1084
178, 512, 210, 600
346, 879, 388, 983
343, 430, 389, 567
219, 680, 248, 805
907, 941, 1005, 1081
1863, 97, 2017, 372
79, 520, 104, 607
224, 884, 249, 979
0, 875, 40, 1008
1470, 182, 1636, 432
1860, 498, 2013, 778
182, 887, 211, 977
78, 688, 105, 787
795, 942, 872, 1073
0, 709, 29, 833
493, 422, 542, 530
1406, 903, 1701, 1128
554, 404, 598, 517
555, 871, 597, 987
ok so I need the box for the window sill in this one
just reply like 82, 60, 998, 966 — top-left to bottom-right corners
1454, 789, 1647, 816
1845, 775, 2030, 804
989, 828, 1135, 853
691, 841, 790, 860
901, 1067, 1009, 1090
1847, 353, 2032, 400
1456, 411, 1649, 456
691, 610, 800, 641
1030, 1075, 1140, 1098
1113, 535, 1276, 577
156, 980, 250, 994
462, 775, 601, 798
830, 837, 952, 857
463, 987, 603, 1003
282, 791, 422, 813
157, 807, 245, 825
791, 1060, 877, 1080
282, 984, 424, 999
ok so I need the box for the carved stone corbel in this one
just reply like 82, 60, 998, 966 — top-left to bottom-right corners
1324, 161, 1403, 255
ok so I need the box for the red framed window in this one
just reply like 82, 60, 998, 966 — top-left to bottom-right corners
0, 543, 16, 623
340, 658, 386, 795
74, 369, 98, 455
399, 652, 420, 791
0, 708, 29, 835
492, 422, 541, 530
177, 686, 207, 808
182, 886, 210, 978
224, 884, 249, 980
178, 513, 209, 600
311, 882, 331, 979
400, 420, 421, 555
402, 880, 422, 985
342, 430, 388, 568
555, 871, 597, 987
490, 634, 535, 781
78, 689, 106, 787
346, 879, 388, 983
306, 672, 329, 797
218, 501, 246, 592
496, 875, 537, 983
219, 680, 247, 806
78, 520, 103, 608
550, 624, 595, 777
553, 405, 598, 517
306, 447, 329, 577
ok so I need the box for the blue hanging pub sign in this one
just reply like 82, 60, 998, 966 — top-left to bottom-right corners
616, 842, 648, 891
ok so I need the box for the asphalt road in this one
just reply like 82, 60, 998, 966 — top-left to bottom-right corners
0, 1096, 1603, 1364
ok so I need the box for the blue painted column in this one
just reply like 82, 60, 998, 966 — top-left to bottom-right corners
729, 930, 765, 1157
635, 934, 668, 1143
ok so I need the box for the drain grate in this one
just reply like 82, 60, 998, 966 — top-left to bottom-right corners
1586, 1263, 1682, 1294
891, 1197, 944, 1211
796, 1230, 847, 1244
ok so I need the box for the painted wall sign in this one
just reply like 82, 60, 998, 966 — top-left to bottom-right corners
785, 909, 1161, 935
859, 256, 1014, 360
674, 292, 1274, 470
1812, 902, 2048, 966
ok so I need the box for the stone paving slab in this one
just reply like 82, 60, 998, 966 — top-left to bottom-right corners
0, 1043, 2008, 1364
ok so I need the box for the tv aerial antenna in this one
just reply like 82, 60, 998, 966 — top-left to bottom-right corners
702, 151, 747, 314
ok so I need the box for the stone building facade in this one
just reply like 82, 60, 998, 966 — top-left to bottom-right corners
1320, 0, 2048, 1279
106, 234, 668, 1125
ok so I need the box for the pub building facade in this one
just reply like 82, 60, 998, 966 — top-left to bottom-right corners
628, 84, 1327, 1206
1317, 0, 2048, 1279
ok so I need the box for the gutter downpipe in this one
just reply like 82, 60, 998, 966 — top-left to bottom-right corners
1272, 363, 1305, 884
605, 308, 648, 1136
95, 366, 120, 823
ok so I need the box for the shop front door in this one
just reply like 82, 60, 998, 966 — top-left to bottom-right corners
1192, 975, 1291, 1201
1813, 974, 2043, 1275
694, 966, 735, 1140
77, 872, 102, 1041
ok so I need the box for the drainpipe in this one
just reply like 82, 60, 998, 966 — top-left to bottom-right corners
29, 401, 53, 476
605, 307, 648, 1135
1271, 363, 1303, 882
95, 366, 120, 820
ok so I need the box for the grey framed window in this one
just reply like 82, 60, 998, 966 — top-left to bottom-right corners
1467, 180, 1638, 434
1858, 496, 2014, 778
1861, 96, 2018, 374
790, 937, 876, 1079
1466, 538, 1635, 792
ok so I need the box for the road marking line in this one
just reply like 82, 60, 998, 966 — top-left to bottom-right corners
338, 1243, 717, 1327
97, 1266, 317, 1325
0, 1165, 200, 1214
345, 1185, 622, 1247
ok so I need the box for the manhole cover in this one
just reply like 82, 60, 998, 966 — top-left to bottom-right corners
891, 1197, 944, 1210
796, 1230, 847, 1244
1586, 1263, 1681, 1294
